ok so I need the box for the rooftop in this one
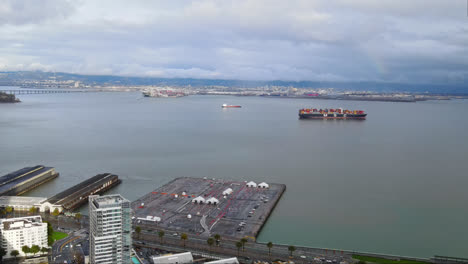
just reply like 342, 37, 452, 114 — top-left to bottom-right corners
0, 196, 47, 206
0, 216, 43, 231
91, 194, 129, 208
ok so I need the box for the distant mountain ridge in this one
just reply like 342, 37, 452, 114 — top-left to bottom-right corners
0, 71, 466, 94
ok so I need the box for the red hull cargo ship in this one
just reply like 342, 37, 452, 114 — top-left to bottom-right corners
299, 108, 367, 119
222, 104, 241, 108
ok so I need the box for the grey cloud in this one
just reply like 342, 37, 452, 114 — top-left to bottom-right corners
0, 0, 467, 85
0, 0, 77, 25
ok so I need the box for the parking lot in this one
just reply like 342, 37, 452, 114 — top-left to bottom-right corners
132, 177, 286, 239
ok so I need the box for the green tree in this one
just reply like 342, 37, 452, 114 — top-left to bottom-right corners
30, 245, 40, 256
158, 230, 165, 244
52, 208, 60, 217
207, 237, 215, 252
21, 245, 30, 258
267, 242, 273, 256
45, 221, 54, 246
235, 241, 242, 256
29, 206, 37, 214
288, 245, 296, 257
75, 212, 82, 221
0, 247, 6, 263
10, 250, 19, 259
240, 237, 248, 251
357, 261, 367, 264
214, 234, 221, 246
40, 247, 48, 255
135, 226, 141, 239
180, 233, 188, 248
5, 206, 13, 218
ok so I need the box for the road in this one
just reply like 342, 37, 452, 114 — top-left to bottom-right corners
51, 229, 88, 264
134, 229, 352, 264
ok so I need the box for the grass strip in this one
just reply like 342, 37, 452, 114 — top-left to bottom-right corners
352, 255, 430, 264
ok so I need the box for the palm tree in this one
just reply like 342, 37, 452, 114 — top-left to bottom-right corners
158, 230, 165, 244
207, 237, 215, 252
288, 245, 296, 258
235, 241, 242, 256
40, 247, 48, 255
267, 242, 273, 256
135, 226, 141, 239
21, 245, 30, 258
11, 250, 19, 259
180, 233, 188, 248
30, 245, 40, 256
214, 234, 221, 246
240, 238, 248, 251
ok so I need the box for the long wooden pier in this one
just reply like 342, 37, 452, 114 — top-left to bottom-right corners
2, 89, 90, 95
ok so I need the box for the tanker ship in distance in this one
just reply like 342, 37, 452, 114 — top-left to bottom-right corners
299, 108, 367, 120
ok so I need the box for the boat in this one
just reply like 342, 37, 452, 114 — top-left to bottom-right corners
222, 104, 241, 108
142, 88, 187, 98
299, 108, 366, 119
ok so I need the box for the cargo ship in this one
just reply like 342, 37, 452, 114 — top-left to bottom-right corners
142, 88, 187, 98
299, 108, 367, 119
222, 104, 241, 108
0, 166, 59, 196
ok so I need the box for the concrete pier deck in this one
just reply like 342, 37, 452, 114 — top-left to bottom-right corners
132, 177, 285, 240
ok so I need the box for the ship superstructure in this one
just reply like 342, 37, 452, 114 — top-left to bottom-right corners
142, 87, 187, 98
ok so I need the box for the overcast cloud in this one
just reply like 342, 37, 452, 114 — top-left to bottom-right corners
0, 0, 467, 83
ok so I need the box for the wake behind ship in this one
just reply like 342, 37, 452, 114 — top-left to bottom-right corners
299, 108, 367, 120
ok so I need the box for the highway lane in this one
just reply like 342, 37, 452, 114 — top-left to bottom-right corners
134, 230, 352, 264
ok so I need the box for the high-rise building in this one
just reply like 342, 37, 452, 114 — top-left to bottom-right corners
0, 216, 48, 259
89, 194, 132, 264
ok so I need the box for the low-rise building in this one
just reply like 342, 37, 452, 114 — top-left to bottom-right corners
0, 196, 47, 212
0, 216, 48, 258
152, 252, 193, 264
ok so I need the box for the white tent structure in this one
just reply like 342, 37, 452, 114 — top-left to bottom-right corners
246, 181, 257, 188
258, 182, 269, 189
192, 196, 206, 204
222, 188, 233, 195
206, 197, 220, 205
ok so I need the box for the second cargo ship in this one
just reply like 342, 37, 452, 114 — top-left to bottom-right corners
299, 108, 367, 119
222, 104, 241, 108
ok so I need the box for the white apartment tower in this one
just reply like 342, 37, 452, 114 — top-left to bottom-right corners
89, 194, 132, 264
0, 216, 48, 259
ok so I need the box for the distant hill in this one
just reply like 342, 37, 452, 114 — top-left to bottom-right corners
0, 71, 466, 94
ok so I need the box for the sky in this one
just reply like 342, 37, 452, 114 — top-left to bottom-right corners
0, 0, 467, 84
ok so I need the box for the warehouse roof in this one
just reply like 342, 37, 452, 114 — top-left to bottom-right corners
0, 196, 47, 207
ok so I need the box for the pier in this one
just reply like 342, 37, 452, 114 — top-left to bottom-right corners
132, 177, 286, 240
2, 89, 89, 95
0, 165, 59, 196
42, 173, 121, 212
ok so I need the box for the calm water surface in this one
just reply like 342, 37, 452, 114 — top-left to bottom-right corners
0, 90, 467, 258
